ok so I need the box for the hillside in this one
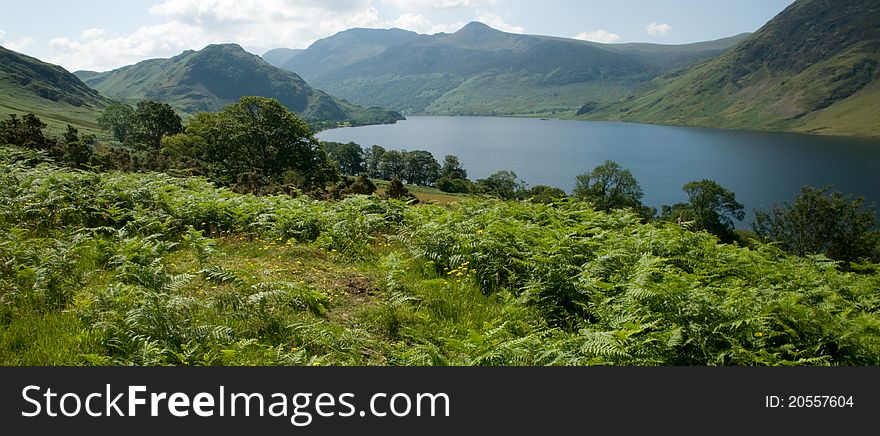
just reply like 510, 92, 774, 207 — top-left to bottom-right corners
280, 23, 745, 116
585, 0, 880, 136
75, 44, 403, 127
261, 48, 303, 68
0, 46, 111, 134
2, 145, 878, 366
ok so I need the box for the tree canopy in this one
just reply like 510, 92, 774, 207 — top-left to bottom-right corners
663, 179, 744, 242
574, 160, 644, 211
754, 186, 878, 264
98, 101, 182, 150
574, 160, 653, 219
474, 170, 523, 200
323, 141, 365, 176
162, 96, 337, 191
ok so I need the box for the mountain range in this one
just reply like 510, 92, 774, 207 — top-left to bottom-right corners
2, 0, 876, 138
75, 44, 403, 127
274, 22, 748, 116
582, 0, 880, 136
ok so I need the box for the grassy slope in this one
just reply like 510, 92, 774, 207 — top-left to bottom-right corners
0, 46, 110, 136
2, 146, 878, 366
585, 0, 880, 136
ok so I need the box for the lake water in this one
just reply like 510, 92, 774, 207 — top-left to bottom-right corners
318, 116, 880, 225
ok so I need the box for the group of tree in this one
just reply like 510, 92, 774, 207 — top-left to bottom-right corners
322, 141, 475, 195
5, 101, 877, 266
571, 160, 878, 265
323, 141, 468, 190
754, 187, 878, 265
98, 101, 183, 150
0, 113, 95, 168
161, 97, 338, 194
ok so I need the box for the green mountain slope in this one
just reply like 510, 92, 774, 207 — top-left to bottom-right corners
0, 46, 111, 134
75, 44, 403, 127
261, 48, 303, 68
585, 0, 880, 136
280, 22, 745, 116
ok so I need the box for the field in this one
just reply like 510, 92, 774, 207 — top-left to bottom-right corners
1, 145, 878, 366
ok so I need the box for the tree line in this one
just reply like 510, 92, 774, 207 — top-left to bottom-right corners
567, 160, 879, 266
2, 96, 877, 266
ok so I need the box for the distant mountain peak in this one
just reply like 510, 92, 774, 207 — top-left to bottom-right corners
73, 44, 403, 126
199, 43, 247, 53
457, 21, 497, 34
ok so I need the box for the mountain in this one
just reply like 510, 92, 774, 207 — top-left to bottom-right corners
75, 44, 403, 128
585, 0, 880, 136
0, 46, 111, 134
262, 48, 303, 68
278, 22, 746, 116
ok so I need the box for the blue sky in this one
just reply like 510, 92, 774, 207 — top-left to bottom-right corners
0, 0, 795, 71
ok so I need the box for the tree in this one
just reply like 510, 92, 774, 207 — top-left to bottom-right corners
348, 174, 377, 196
378, 150, 406, 181
57, 125, 93, 168
403, 150, 441, 186
474, 170, 523, 200
440, 155, 468, 181
324, 141, 365, 176
754, 186, 878, 263
573, 160, 644, 212
129, 101, 183, 150
365, 145, 386, 178
437, 177, 472, 194
97, 103, 135, 142
663, 179, 744, 242
0, 113, 48, 149
385, 177, 415, 202
524, 185, 567, 204
164, 96, 338, 191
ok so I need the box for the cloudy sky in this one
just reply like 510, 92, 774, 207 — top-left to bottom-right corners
1, 0, 795, 72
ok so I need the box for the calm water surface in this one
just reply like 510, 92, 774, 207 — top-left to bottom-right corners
318, 116, 880, 224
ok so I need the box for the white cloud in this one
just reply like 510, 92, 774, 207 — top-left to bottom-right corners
574, 30, 620, 44
80, 28, 105, 40
6, 37, 35, 52
645, 22, 671, 37
476, 12, 524, 34
0, 28, 6, 43
45, 0, 391, 71
40, 0, 521, 71
50, 37, 81, 52
49, 22, 211, 71
382, 0, 482, 11
392, 13, 464, 34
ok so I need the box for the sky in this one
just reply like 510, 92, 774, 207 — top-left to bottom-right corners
0, 0, 796, 72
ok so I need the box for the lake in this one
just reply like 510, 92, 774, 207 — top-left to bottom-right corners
318, 116, 880, 225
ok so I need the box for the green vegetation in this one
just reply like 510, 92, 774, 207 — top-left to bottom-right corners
574, 160, 654, 220
2, 146, 879, 366
282, 23, 744, 116
586, 0, 880, 136
100, 101, 183, 150
0, 46, 110, 136
74, 44, 403, 129
661, 180, 746, 243
162, 97, 337, 193
755, 187, 879, 265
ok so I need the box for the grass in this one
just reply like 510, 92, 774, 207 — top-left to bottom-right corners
0, 82, 107, 137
